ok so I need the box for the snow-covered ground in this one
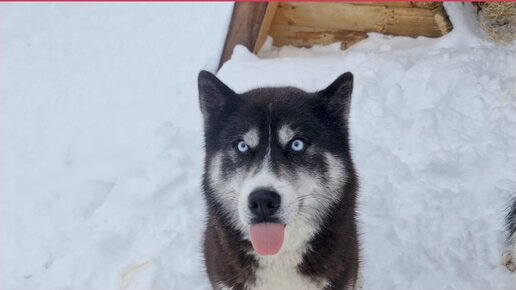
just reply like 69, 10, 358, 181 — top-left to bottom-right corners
1, 3, 233, 289
2, 3, 516, 290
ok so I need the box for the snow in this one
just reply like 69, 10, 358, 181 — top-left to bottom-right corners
2, 2, 516, 290
1, 3, 233, 289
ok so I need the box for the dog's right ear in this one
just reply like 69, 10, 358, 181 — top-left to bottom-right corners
319, 72, 354, 121
198, 70, 236, 121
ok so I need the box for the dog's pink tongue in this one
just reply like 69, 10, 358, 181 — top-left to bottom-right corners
249, 223, 285, 256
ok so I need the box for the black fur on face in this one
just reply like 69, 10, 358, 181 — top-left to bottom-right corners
198, 71, 359, 290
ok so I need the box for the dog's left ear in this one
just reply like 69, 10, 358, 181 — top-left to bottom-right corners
318, 72, 353, 120
198, 70, 236, 122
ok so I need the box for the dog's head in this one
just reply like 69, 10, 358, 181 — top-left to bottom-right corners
199, 71, 354, 255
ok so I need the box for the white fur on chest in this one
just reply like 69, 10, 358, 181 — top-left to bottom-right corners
249, 252, 327, 290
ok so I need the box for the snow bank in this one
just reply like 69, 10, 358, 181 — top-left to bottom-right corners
1, 2, 515, 290
1, 3, 232, 289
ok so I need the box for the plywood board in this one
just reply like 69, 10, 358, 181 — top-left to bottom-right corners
218, 2, 268, 69
268, 24, 368, 49
273, 2, 450, 38
253, 3, 279, 53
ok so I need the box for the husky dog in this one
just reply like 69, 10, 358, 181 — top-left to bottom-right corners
502, 197, 516, 271
198, 71, 359, 290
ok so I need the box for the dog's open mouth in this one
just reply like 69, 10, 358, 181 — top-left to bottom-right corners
249, 223, 285, 256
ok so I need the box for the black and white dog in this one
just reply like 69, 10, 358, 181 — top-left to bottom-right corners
198, 71, 359, 290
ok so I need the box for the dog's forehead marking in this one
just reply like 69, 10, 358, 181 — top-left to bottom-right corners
243, 128, 259, 148
278, 125, 295, 147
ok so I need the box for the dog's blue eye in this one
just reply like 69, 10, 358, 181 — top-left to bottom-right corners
290, 139, 305, 152
237, 141, 249, 153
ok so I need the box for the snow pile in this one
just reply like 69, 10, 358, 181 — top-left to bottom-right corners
1, 2, 516, 290
1, 3, 232, 290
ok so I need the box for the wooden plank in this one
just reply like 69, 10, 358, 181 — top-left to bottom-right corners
342, 2, 441, 9
383, 11, 443, 36
432, 5, 454, 35
269, 24, 368, 49
348, 2, 413, 8
274, 2, 448, 38
253, 3, 279, 53
410, 2, 441, 9
218, 2, 268, 69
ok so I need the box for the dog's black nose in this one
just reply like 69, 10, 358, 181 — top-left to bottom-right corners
248, 189, 281, 220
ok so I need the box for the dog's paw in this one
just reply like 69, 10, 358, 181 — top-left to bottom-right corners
501, 251, 516, 272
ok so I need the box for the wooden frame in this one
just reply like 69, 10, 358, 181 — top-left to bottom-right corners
218, 3, 269, 69
219, 2, 452, 69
